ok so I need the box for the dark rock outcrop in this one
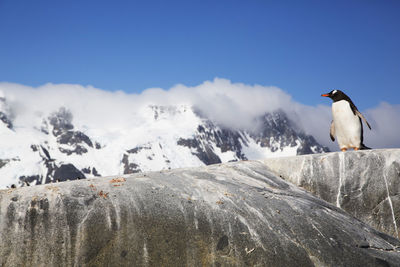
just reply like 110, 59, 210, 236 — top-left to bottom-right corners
0, 159, 9, 169
0, 94, 13, 130
1, 160, 400, 266
121, 153, 141, 174
53, 163, 86, 182
263, 149, 400, 239
48, 108, 94, 156
177, 137, 222, 165
0, 111, 13, 129
251, 110, 329, 155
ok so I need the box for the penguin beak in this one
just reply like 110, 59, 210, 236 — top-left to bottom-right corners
321, 93, 330, 97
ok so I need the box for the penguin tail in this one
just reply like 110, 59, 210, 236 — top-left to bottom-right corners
359, 143, 371, 150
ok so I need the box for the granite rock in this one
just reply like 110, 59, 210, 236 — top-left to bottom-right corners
1, 160, 400, 266
263, 149, 400, 239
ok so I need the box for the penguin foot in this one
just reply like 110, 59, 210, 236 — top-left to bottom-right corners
341, 148, 347, 152
354, 147, 359, 151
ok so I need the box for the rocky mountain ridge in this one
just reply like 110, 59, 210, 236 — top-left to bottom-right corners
0, 95, 328, 188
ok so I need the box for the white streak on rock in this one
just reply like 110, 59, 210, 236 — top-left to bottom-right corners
237, 214, 265, 250
383, 173, 399, 238
193, 208, 199, 230
143, 241, 149, 266
336, 153, 345, 208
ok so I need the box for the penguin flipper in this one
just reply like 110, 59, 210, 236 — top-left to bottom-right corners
330, 121, 335, 141
355, 110, 372, 130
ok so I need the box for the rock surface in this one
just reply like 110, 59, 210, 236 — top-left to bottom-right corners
1, 160, 400, 266
263, 149, 400, 239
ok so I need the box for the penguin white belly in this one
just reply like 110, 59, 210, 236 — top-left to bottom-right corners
332, 100, 362, 149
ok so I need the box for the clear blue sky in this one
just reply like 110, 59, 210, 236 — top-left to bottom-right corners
0, 0, 399, 110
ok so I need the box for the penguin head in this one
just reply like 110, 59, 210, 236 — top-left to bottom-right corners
321, 89, 348, 102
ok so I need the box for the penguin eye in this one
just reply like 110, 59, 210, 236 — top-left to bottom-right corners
332, 90, 337, 95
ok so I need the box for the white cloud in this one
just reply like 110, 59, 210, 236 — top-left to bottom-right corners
363, 102, 400, 149
0, 78, 398, 151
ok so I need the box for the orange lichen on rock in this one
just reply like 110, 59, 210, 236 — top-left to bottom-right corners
98, 190, 109, 199
109, 178, 126, 183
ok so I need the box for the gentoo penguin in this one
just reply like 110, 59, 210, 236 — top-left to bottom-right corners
321, 90, 371, 151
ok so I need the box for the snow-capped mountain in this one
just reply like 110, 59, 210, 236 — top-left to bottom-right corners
0, 94, 328, 188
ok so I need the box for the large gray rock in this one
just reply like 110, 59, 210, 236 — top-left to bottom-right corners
263, 149, 400, 240
1, 160, 400, 266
